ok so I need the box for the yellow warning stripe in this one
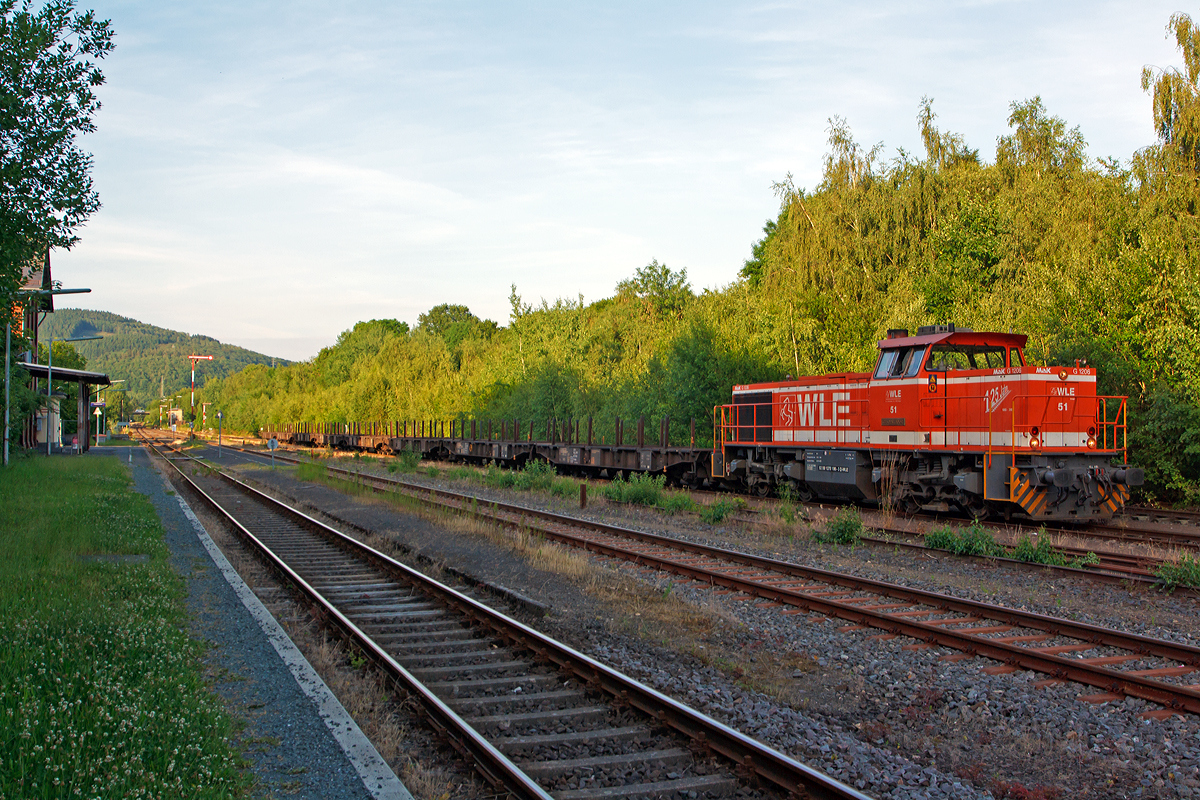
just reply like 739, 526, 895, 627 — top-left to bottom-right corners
1009, 469, 1131, 517
1009, 469, 1048, 515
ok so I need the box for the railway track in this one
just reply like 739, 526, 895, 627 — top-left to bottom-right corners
145, 437, 870, 800
159, 435, 1200, 719
175, 429, 1200, 553
176, 432, 1190, 587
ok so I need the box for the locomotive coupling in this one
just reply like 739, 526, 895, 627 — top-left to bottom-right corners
1112, 468, 1145, 486
1038, 468, 1073, 487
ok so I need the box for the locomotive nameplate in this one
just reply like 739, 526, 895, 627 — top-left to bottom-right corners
804, 449, 857, 485
882, 418, 905, 426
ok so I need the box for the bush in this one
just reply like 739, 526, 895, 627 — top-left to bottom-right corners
395, 449, 421, 472
1128, 388, 1200, 507
924, 520, 1005, 557
601, 473, 696, 515
602, 473, 662, 505
699, 497, 742, 524
484, 464, 518, 489
446, 466, 475, 481
1067, 551, 1101, 569
514, 459, 556, 491
815, 506, 863, 545
549, 477, 580, 500
1155, 553, 1200, 590
1007, 529, 1068, 566
777, 484, 804, 524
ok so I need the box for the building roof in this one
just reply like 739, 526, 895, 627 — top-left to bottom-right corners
17, 362, 111, 386
19, 249, 53, 312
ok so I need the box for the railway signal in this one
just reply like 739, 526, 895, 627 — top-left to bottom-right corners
186, 354, 213, 413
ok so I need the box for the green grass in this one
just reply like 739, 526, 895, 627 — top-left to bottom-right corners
600, 473, 696, 515
97, 437, 139, 447
924, 520, 1006, 557
698, 497, 743, 524
1155, 553, 1200, 590
814, 506, 864, 545
294, 461, 327, 482
479, 461, 580, 499
0, 457, 248, 798
1007, 529, 1069, 566
923, 521, 1097, 568
388, 449, 421, 473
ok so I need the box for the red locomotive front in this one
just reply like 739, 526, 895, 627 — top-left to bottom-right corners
713, 325, 1143, 520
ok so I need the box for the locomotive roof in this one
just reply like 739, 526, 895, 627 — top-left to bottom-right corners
877, 330, 1027, 349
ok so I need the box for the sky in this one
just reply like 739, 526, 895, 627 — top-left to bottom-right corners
53, 0, 1184, 362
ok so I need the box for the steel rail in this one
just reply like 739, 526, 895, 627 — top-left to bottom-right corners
147, 438, 873, 800
178, 435, 1190, 596
150, 443, 553, 799
247, 451, 1200, 716
175, 436, 1200, 598
154, 437, 1200, 702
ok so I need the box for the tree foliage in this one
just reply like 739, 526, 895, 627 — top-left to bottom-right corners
199, 14, 1200, 505
0, 0, 113, 322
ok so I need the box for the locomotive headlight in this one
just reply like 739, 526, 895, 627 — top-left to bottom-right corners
1087, 436, 1097, 449
1029, 436, 1041, 449
1058, 369, 1068, 381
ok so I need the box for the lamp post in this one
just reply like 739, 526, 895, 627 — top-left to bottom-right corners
46, 335, 101, 456
217, 411, 223, 459
4, 286, 90, 467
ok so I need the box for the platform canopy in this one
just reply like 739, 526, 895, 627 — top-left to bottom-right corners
17, 362, 111, 386
17, 362, 112, 453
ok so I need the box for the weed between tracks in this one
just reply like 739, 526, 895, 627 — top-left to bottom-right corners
1155, 552, 1200, 589
923, 521, 1102, 569
279, 458, 822, 716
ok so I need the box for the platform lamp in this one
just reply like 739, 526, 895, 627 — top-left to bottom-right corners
4, 286, 91, 467
46, 335, 102, 456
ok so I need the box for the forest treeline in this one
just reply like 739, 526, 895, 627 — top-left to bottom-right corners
40, 309, 287, 410
199, 16, 1200, 505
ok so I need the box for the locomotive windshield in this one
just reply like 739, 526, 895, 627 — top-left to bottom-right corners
874, 346, 927, 378
925, 344, 1006, 371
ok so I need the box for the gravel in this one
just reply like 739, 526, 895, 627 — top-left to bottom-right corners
219, 447, 1200, 798
122, 447, 380, 800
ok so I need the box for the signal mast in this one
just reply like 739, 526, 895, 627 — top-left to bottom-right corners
186, 354, 213, 416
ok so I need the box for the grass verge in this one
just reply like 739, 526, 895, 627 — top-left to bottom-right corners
0, 457, 248, 798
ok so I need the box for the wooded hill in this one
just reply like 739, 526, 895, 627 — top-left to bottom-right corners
198, 15, 1200, 506
40, 309, 287, 411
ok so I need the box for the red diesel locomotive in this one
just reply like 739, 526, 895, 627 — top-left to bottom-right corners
712, 325, 1143, 520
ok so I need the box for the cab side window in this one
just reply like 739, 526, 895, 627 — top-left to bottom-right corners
926, 346, 970, 371
1009, 347, 1024, 367
874, 350, 899, 378
901, 345, 926, 377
